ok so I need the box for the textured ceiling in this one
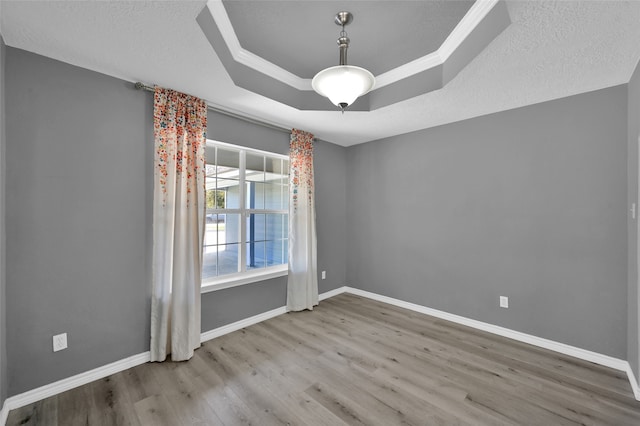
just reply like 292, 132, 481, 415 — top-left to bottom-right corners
1, 1, 640, 147
223, 0, 474, 77
199, 0, 507, 111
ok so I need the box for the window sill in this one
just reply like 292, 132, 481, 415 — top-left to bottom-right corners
201, 265, 288, 294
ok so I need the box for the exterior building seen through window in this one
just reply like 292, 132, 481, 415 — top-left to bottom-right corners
202, 141, 289, 289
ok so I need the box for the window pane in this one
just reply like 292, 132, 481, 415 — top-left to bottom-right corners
266, 158, 288, 187
206, 165, 217, 209
246, 171, 264, 182
203, 142, 289, 284
245, 182, 265, 209
246, 153, 264, 182
266, 239, 288, 266
246, 214, 266, 242
265, 157, 284, 175
221, 214, 240, 244
283, 185, 289, 210
205, 189, 226, 210
266, 213, 287, 240
207, 162, 239, 179
217, 147, 239, 169
222, 180, 241, 209
218, 244, 240, 276
202, 250, 217, 280
214, 165, 240, 179
246, 241, 266, 270
264, 183, 283, 209
204, 215, 219, 246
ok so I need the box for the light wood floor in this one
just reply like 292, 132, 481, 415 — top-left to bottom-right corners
7, 293, 640, 425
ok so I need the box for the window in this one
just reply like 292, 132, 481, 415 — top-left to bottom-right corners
202, 141, 289, 292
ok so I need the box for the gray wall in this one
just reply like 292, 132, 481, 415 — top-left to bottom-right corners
0, 35, 7, 408
628, 59, 640, 381
5, 47, 347, 395
201, 116, 348, 331
7, 37, 629, 398
347, 86, 629, 358
6, 48, 153, 396
314, 139, 348, 294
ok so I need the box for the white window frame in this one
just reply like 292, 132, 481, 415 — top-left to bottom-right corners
201, 140, 289, 293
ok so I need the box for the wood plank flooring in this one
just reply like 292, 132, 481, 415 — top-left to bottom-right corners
7, 293, 640, 425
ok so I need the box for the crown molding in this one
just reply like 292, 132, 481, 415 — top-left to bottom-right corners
439, 0, 501, 62
206, 0, 502, 92
375, 0, 501, 89
207, 0, 311, 91
374, 51, 442, 90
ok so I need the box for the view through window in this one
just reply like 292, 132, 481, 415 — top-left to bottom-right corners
203, 141, 289, 284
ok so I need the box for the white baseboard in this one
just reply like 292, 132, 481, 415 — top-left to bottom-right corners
0, 400, 8, 426
626, 363, 640, 401
319, 286, 348, 301
199, 286, 346, 342
200, 306, 287, 343
342, 287, 640, 401
2, 284, 639, 426
344, 288, 627, 370
0, 286, 345, 425
1, 351, 150, 424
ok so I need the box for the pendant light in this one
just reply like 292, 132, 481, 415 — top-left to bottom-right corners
312, 11, 375, 113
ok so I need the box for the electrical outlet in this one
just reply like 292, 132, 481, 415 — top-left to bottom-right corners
321, 270, 326, 280
53, 333, 67, 352
500, 296, 509, 309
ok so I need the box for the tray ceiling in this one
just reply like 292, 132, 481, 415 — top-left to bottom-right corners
1, 1, 640, 146
223, 0, 475, 78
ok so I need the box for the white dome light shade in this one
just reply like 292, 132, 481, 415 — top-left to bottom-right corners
312, 65, 375, 108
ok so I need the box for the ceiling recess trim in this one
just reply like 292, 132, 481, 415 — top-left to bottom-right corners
375, 0, 500, 89
207, 0, 500, 92
207, 0, 311, 91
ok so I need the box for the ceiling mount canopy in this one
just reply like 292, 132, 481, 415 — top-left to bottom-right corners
312, 11, 376, 113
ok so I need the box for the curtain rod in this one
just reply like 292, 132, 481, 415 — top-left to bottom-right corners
134, 82, 291, 135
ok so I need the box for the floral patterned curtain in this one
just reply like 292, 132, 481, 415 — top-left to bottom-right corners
151, 87, 207, 361
287, 129, 318, 311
